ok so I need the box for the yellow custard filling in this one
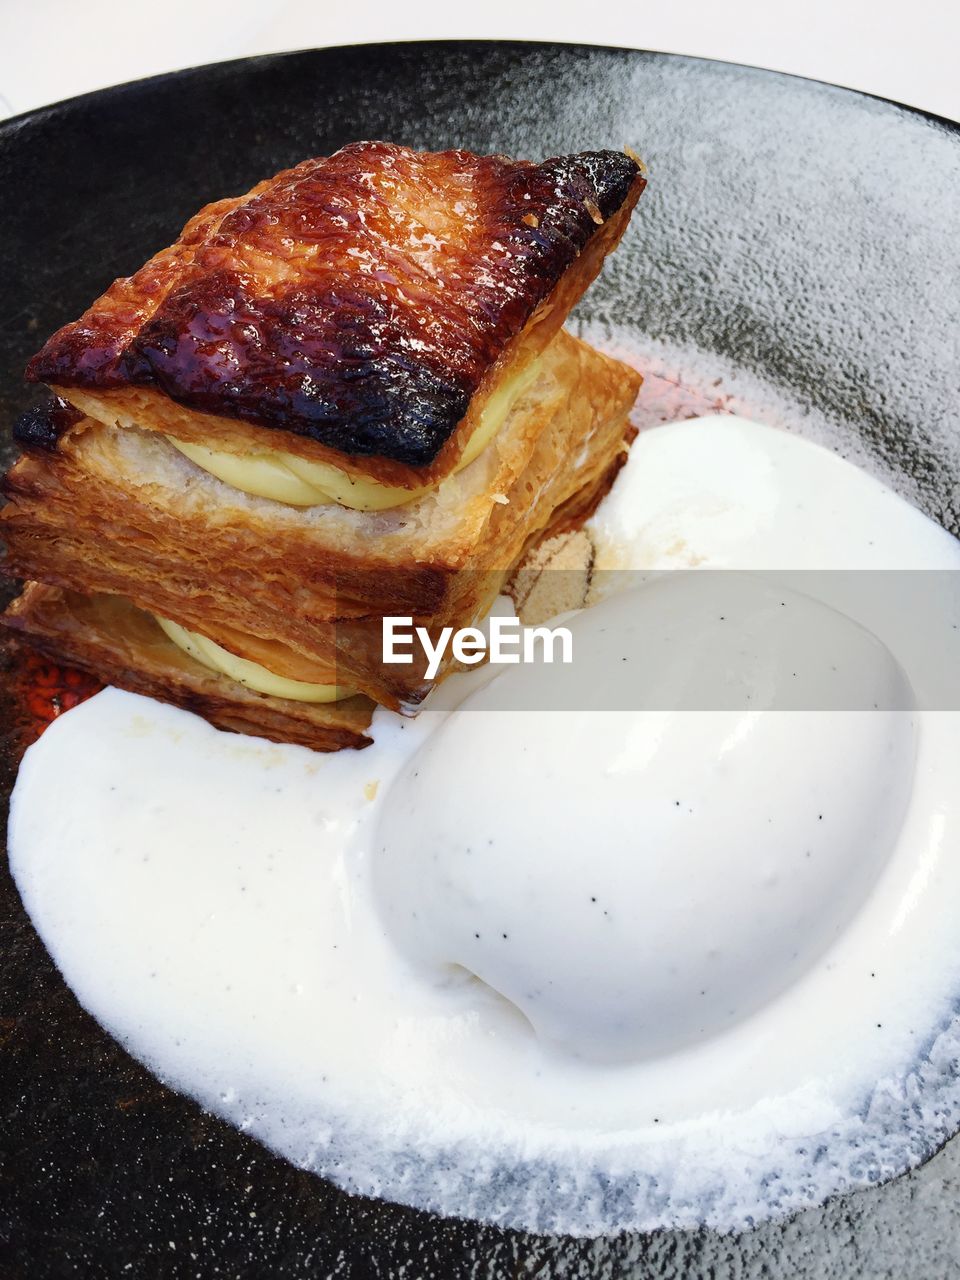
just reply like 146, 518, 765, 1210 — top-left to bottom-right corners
155, 616, 355, 704
166, 356, 542, 511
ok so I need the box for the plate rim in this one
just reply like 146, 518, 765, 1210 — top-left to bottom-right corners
1, 39, 957, 142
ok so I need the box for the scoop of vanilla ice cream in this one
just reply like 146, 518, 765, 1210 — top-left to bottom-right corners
373, 578, 916, 1062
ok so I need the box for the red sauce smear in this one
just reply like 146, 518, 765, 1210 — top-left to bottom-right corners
6, 650, 102, 752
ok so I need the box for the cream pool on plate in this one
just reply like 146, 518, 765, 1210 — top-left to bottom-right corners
9, 416, 960, 1236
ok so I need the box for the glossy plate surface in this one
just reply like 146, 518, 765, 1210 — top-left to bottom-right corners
1, 41, 959, 1277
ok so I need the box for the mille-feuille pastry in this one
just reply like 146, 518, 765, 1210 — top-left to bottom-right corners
1, 142, 646, 744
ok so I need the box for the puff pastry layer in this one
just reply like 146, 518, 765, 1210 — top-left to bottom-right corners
3, 585, 375, 752
28, 142, 645, 490
3, 332, 639, 709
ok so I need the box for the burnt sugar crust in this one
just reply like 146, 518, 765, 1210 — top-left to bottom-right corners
27, 142, 644, 486
12, 399, 83, 453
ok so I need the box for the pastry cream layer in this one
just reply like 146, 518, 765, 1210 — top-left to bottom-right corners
166, 356, 543, 511
155, 616, 354, 704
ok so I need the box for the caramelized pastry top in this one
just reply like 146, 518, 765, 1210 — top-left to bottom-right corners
27, 142, 644, 468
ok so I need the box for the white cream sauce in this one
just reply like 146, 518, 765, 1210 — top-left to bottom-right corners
9, 415, 960, 1234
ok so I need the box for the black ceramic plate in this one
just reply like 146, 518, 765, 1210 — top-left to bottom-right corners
2, 41, 960, 1279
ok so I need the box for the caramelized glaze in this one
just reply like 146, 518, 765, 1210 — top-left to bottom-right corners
12, 399, 83, 454
27, 143, 643, 468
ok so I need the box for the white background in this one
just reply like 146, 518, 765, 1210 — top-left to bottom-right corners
0, 0, 957, 123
